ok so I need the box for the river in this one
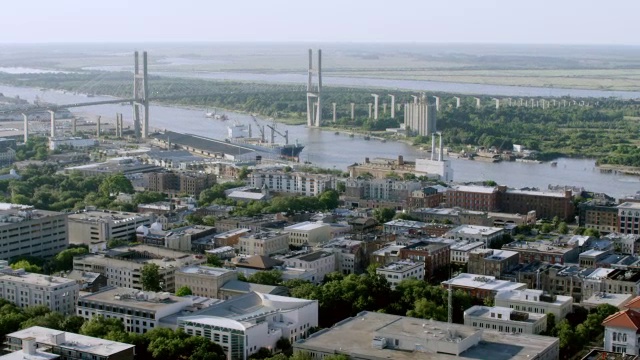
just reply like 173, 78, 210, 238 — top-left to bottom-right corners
0, 84, 639, 198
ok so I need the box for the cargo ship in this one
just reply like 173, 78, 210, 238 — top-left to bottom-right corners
226, 124, 304, 160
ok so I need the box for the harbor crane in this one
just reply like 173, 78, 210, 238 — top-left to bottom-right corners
250, 115, 265, 142
266, 123, 289, 145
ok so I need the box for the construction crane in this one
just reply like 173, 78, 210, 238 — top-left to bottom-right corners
250, 115, 265, 142
265, 123, 289, 145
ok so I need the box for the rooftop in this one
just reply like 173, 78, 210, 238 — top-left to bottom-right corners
292, 251, 334, 263
80, 287, 191, 311
580, 249, 609, 257
603, 309, 640, 330
0, 270, 77, 289
495, 289, 572, 306
284, 221, 330, 232
384, 219, 427, 228
581, 349, 639, 360
78, 245, 204, 270
447, 225, 504, 236
618, 202, 640, 210
505, 188, 569, 198
503, 240, 576, 255
7, 326, 135, 357
464, 305, 545, 324
214, 228, 251, 239
378, 261, 423, 272
295, 311, 558, 360
450, 241, 485, 252
0, 204, 63, 225
372, 245, 406, 257
582, 293, 633, 308
0, 349, 59, 360
178, 265, 235, 277
218, 280, 286, 295
451, 185, 497, 194
68, 210, 150, 223
471, 248, 519, 260
443, 273, 527, 292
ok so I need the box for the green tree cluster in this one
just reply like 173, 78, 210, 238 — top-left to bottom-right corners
0, 301, 84, 342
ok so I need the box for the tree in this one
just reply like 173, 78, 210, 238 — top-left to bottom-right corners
250, 347, 272, 359
247, 270, 283, 286
10, 260, 42, 273
557, 222, 569, 234
206, 254, 223, 267
318, 190, 339, 210
79, 315, 125, 338
540, 223, 554, 234
584, 228, 601, 238
373, 207, 396, 224
53, 247, 89, 272
141, 263, 163, 291
238, 166, 250, 180
336, 182, 346, 193
276, 337, 291, 352
176, 286, 192, 297
99, 174, 134, 197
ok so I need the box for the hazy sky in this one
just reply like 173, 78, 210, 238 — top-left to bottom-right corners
1, 0, 639, 45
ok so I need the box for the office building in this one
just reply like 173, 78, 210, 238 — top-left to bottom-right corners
67, 210, 152, 245
618, 202, 640, 235
73, 245, 205, 292
77, 287, 205, 334
495, 289, 573, 320
175, 265, 237, 299
503, 240, 582, 265
237, 231, 289, 256
0, 265, 78, 315
376, 261, 424, 289
345, 178, 423, 202
284, 221, 331, 246
178, 292, 318, 360
464, 305, 547, 335
294, 311, 559, 360
0, 203, 67, 260
5, 326, 135, 360
445, 185, 499, 211
445, 225, 505, 248
137, 224, 215, 252
443, 273, 527, 300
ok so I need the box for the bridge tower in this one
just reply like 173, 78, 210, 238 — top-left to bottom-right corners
133, 51, 150, 139
306, 49, 322, 127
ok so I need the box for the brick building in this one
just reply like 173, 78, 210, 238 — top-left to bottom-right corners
398, 239, 451, 280
445, 186, 499, 211
468, 249, 520, 278
144, 171, 215, 196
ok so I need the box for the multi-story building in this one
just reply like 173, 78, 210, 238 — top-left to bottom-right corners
237, 231, 289, 256
443, 273, 528, 300
503, 240, 582, 265
137, 224, 216, 252
175, 265, 237, 298
65, 270, 108, 293
404, 99, 437, 136
145, 171, 216, 196
5, 326, 136, 360
284, 222, 331, 246
450, 241, 486, 264
213, 228, 251, 248
77, 287, 213, 334
407, 186, 445, 209
215, 215, 278, 233
464, 305, 547, 335
73, 245, 205, 292
0, 265, 79, 315
248, 170, 335, 197
498, 187, 574, 221
294, 311, 559, 360
0, 203, 67, 260
399, 239, 451, 279
445, 185, 499, 211
371, 244, 406, 265
67, 210, 152, 245
495, 289, 573, 320
281, 251, 335, 283
467, 249, 520, 278
383, 219, 426, 234
320, 238, 365, 275
579, 199, 619, 234
605, 232, 640, 255
618, 202, 640, 235
376, 261, 424, 289
178, 292, 318, 359
445, 225, 505, 247
580, 249, 613, 268
603, 296, 640, 355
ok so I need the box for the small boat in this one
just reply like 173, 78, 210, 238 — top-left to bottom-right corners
551, 161, 558, 167
334, 132, 339, 135
214, 114, 229, 121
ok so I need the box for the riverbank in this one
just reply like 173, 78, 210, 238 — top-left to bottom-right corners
597, 164, 640, 176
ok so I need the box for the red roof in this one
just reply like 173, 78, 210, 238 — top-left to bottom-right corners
625, 296, 640, 311
603, 309, 640, 331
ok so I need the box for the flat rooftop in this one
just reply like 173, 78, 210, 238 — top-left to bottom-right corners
618, 202, 640, 210
443, 273, 527, 292
413, 208, 460, 216
452, 185, 497, 194
447, 225, 503, 236
582, 293, 633, 308
80, 287, 190, 311
450, 241, 485, 252
0, 270, 77, 289
378, 261, 423, 272
178, 265, 235, 277
215, 228, 251, 239
384, 219, 427, 228
470, 248, 519, 260
284, 221, 329, 232
0, 204, 64, 225
465, 306, 545, 323
7, 326, 135, 357
295, 311, 558, 360
506, 188, 569, 198
503, 240, 576, 255
495, 289, 572, 306
68, 210, 150, 222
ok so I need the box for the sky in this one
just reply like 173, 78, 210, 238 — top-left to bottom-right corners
1, 0, 639, 45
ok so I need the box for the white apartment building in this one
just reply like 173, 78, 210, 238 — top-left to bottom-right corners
237, 231, 289, 256
77, 287, 197, 334
618, 202, 640, 235
68, 210, 152, 245
0, 203, 68, 260
495, 289, 573, 320
248, 170, 335, 197
178, 292, 318, 360
464, 305, 547, 335
0, 265, 79, 315
376, 261, 424, 289
284, 222, 331, 246
344, 178, 423, 201
73, 245, 205, 292
450, 240, 486, 263
320, 238, 364, 275
175, 265, 237, 299
445, 225, 505, 247
281, 251, 336, 284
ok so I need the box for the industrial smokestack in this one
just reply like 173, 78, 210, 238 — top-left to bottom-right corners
431, 133, 436, 161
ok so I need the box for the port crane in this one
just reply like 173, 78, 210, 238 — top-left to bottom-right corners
250, 115, 265, 142
266, 123, 289, 145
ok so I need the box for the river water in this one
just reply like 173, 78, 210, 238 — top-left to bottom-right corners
0, 84, 639, 198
